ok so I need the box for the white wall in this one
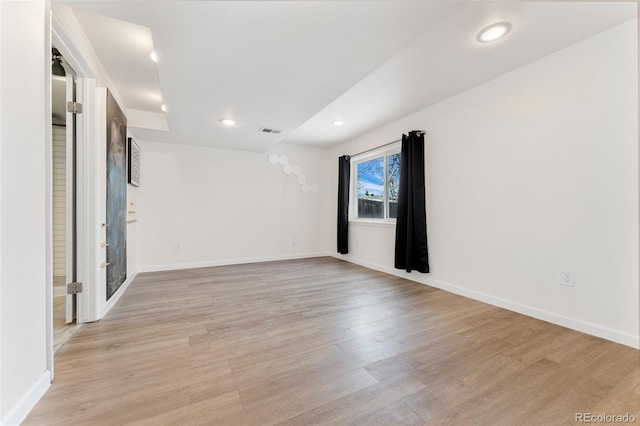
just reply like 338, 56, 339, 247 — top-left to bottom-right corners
0, 1, 52, 424
136, 141, 332, 271
127, 184, 138, 281
331, 19, 640, 348
1, 0, 3, 418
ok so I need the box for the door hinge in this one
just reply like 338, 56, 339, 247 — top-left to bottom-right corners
67, 282, 83, 294
67, 101, 83, 114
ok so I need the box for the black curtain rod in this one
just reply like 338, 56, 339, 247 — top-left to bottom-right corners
346, 130, 426, 160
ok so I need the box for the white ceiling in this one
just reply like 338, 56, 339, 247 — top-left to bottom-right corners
57, 1, 637, 152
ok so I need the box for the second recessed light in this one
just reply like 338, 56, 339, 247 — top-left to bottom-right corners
333, 120, 344, 126
220, 118, 237, 127
477, 22, 512, 43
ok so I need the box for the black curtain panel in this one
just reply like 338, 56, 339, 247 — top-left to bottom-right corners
395, 131, 429, 273
337, 155, 351, 254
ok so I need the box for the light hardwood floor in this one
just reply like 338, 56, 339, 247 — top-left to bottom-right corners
26, 257, 639, 425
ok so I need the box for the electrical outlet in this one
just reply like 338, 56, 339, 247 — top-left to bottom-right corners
291, 238, 297, 247
561, 270, 575, 287
174, 243, 181, 251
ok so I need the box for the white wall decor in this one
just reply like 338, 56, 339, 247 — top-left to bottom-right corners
269, 154, 320, 195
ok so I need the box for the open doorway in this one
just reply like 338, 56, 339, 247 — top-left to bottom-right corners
51, 47, 80, 353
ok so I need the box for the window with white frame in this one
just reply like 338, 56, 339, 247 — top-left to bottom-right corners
352, 143, 401, 220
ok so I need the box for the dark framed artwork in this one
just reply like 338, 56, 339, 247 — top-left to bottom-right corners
128, 137, 140, 187
106, 90, 127, 300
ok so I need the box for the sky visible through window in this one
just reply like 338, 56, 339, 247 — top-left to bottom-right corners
357, 158, 384, 198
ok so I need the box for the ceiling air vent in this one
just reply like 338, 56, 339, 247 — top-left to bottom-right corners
259, 127, 282, 135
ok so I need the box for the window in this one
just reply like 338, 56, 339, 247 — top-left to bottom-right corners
353, 144, 401, 220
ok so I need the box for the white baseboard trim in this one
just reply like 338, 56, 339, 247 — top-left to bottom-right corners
2, 370, 51, 426
138, 252, 333, 273
334, 255, 640, 349
99, 271, 138, 319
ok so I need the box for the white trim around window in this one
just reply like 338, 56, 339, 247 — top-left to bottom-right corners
349, 142, 401, 224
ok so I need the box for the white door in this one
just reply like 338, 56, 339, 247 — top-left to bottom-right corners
65, 71, 77, 323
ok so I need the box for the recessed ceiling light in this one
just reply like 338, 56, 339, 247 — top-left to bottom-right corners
333, 120, 344, 126
220, 118, 237, 127
161, 104, 167, 112
150, 51, 158, 62
476, 22, 512, 43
